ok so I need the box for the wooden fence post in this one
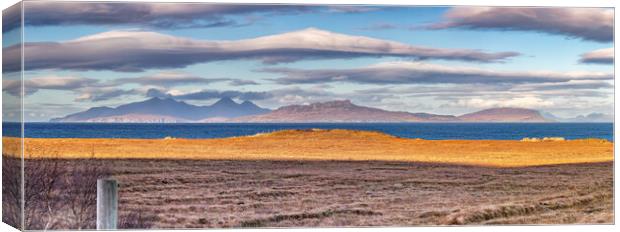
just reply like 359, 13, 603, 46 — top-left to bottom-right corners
97, 179, 118, 230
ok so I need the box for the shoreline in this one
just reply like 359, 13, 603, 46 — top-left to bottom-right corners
3, 129, 613, 167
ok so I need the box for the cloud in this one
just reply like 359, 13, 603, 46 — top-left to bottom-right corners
267, 86, 338, 105
355, 79, 613, 102
75, 87, 140, 102
359, 23, 399, 31
430, 7, 613, 42
3, 2, 315, 32
2, 2, 21, 34
1, 75, 146, 102
327, 5, 383, 13
454, 96, 555, 109
3, 28, 519, 73
579, 48, 614, 64
511, 80, 613, 92
146, 88, 273, 101
2, 72, 268, 102
3, 76, 100, 96
352, 78, 612, 115
228, 79, 260, 86
265, 61, 613, 85
3, 80, 23, 96
115, 71, 230, 87
253, 86, 396, 108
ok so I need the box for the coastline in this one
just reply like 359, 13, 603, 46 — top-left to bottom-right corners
3, 129, 613, 167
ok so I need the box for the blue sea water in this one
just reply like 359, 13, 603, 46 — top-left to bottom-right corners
1, 122, 614, 141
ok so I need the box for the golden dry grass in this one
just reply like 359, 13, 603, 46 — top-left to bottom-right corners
2, 129, 614, 167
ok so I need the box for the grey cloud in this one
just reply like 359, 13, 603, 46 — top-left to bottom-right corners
359, 23, 399, 31
579, 48, 614, 64
1, 75, 147, 102
354, 79, 613, 102
2, 2, 21, 34
76, 87, 140, 102
356, 85, 508, 97
1, 73, 263, 102
269, 86, 335, 99
3, 80, 24, 96
115, 72, 230, 87
265, 61, 613, 85
2, 44, 21, 73
3, 28, 519, 73
4, 2, 315, 32
327, 5, 384, 13
146, 88, 273, 101
145, 88, 170, 99
229, 79, 260, 86
430, 7, 613, 42
511, 80, 613, 92
3, 76, 100, 96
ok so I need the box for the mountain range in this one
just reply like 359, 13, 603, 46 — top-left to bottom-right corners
50, 97, 608, 123
231, 100, 458, 122
541, 112, 614, 123
50, 97, 270, 123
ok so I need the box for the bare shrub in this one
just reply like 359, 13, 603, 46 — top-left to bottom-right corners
2, 155, 22, 229
119, 210, 157, 229
18, 156, 158, 230
23, 156, 65, 230
21, 157, 112, 230
64, 160, 111, 229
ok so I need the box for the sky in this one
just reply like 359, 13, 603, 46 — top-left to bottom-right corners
1, 2, 614, 121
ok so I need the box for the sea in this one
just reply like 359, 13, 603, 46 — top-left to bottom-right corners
1, 122, 614, 141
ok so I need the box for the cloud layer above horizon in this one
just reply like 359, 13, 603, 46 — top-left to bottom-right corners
2, 3, 614, 121
4, 61, 612, 105
266, 61, 613, 85
3, 28, 519, 73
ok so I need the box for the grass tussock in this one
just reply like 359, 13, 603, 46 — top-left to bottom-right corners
240, 209, 382, 227
445, 192, 612, 225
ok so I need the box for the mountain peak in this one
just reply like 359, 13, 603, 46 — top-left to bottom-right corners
145, 97, 177, 103
139, 97, 186, 107
321, 99, 353, 106
212, 97, 238, 106
458, 107, 548, 122
241, 100, 257, 106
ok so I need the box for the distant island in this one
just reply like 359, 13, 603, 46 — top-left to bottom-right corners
50, 97, 610, 123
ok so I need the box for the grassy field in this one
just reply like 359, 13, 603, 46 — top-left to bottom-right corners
12, 159, 613, 228
2, 129, 614, 167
